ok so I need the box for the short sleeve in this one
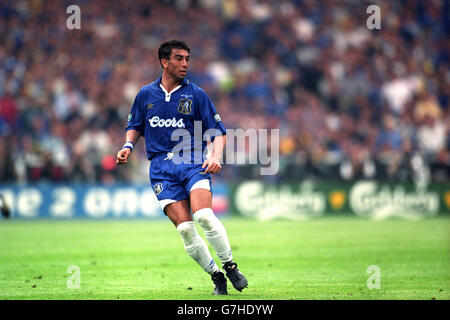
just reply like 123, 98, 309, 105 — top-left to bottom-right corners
125, 89, 145, 135
197, 88, 226, 138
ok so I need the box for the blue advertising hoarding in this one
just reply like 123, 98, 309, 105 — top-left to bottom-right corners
0, 183, 230, 219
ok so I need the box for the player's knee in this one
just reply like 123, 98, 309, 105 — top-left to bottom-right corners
194, 208, 216, 231
176, 221, 198, 246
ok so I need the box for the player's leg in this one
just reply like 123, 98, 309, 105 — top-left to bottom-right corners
165, 199, 218, 274
150, 156, 226, 294
190, 188, 233, 264
164, 199, 192, 226
164, 200, 227, 295
190, 186, 248, 292
0, 194, 10, 219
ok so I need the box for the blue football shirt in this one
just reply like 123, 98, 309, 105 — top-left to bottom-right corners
125, 76, 226, 161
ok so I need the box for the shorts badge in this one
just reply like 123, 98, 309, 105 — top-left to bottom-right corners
154, 183, 164, 195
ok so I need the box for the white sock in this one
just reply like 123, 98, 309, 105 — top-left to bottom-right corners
194, 208, 233, 265
176, 221, 220, 275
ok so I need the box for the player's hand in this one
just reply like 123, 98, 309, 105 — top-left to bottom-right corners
116, 148, 131, 165
202, 157, 222, 174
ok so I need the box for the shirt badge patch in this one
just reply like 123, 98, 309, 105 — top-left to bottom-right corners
213, 113, 222, 123
127, 113, 133, 122
153, 183, 163, 196
178, 98, 192, 115
146, 103, 154, 109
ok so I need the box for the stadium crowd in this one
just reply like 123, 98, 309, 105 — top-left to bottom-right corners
0, 0, 448, 184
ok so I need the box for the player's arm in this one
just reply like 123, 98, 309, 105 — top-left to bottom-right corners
116, 129, 141, 165
203, 134, 226, 174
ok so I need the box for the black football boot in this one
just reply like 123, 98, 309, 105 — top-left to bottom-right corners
211, 271, 228, 295
223, 261, 248, 292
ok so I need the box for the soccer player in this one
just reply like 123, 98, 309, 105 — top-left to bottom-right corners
116, 40, 247, 295
0, 194, 10, 219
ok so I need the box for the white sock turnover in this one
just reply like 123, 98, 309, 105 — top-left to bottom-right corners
176, 221, 220, 275
194, 208, 233, 265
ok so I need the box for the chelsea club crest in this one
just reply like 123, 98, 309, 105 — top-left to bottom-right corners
178, 98, 192, 115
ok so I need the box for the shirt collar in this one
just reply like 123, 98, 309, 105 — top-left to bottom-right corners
154, 75, 189, 86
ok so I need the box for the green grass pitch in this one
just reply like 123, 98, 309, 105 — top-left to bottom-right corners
0, 216, 448, 300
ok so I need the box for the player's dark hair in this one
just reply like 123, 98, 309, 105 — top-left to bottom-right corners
158, 40, 190, 67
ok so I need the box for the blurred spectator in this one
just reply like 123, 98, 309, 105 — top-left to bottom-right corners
0, 0, 448, 184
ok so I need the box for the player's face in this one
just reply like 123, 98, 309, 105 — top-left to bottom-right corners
165, 49, 190, 80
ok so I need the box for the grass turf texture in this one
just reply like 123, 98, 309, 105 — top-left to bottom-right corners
0, 216, 448, 300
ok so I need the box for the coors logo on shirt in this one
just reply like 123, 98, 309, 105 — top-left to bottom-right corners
149, 116, 185, 128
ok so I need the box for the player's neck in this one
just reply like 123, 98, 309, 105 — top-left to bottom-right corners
161, 72, 182, 93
